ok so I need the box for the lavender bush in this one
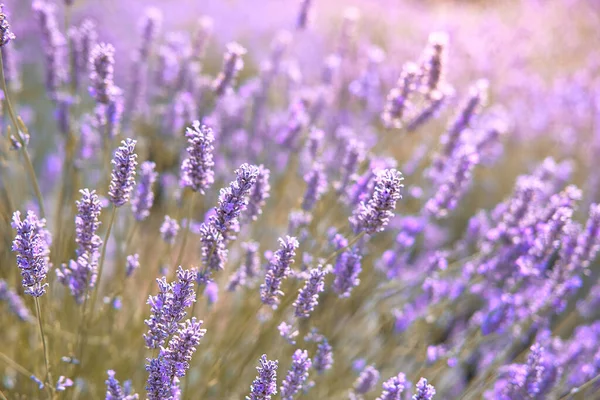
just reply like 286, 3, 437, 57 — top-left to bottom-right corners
1, 0, 600, 398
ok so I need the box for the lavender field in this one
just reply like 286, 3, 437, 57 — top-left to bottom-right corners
1, 0, 600, 399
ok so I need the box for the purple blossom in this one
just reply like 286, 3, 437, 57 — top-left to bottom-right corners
180, 121, 215, 194
296, 0, 312, 30
350, 169, 404, 234
162, 318, 206, 378
381, 62, 419, 128
332, 250, 362, 298
377, 373, 407, 400
353, 365, 380, 395
0, 4, 15, 47
0, 279, 33, 322
11, 211, 51, 297
33, 0, 66, 99
126, 254, 139, 278
302, 162, 327, 212
56, 376, 73, 392
413, 378, 436, 400
199, 222, 228, 271
89, 43, 116, 104
293, 265, 326, 318
145, 357, 171, 400
109, 138, 138, 207
313, 339, 333, 374
247, 355, 279, 400
337, 139, 366, 195
213, 42, 246, 96
260, 236, 299, 308
420, 32, 448, 94
132, 161, 158, 221
160, 215, 180, 245
281, 349, 312, 400
106, 370, 138, 399
245, 165, 271, 222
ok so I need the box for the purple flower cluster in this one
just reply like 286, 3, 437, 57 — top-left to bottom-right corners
109, 138, 138, 207
247, 354, 279, 400
260, 236, 299, 308
280, 349, 312, 400
132, 161, 158, 221
179, 121, 215, 194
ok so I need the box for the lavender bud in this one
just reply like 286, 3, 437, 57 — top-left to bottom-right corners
79, 19, 97, 74
160, 215, 180, 245
126, 254, 139, 278
381, 62, 419, 129
212, 42, 246, 96
0, 4, 15, 47
106, 370, 138, 399
302, 162, 327, 212
247, 354, 279, 400
0, 279, 33, 322
350, 169, 404, 234
293, 265, 326, 318
11, 211, 51, 297
180, 121, 215, 194
109, 138, 138, 207
332, 250, 362, 298
199, 222, 228, 271
296, 0, 313, 30
89, 43, 116, 104
33, 0, 66, 99
132, 161, 158, 221
245, 165, 271, 222
337, 138, 366, 195
413, 377, 436, 400
281, 349, 312, 400
313, 339, 333, 374
421, 32, 448, 94
56, 376, 73, 392
260, 236, 299, 308
191, 16, 213, 60
376, 373, 407, 400
138, 7, 162, 61
162, 318, 206, 378
353, 365, 380, 395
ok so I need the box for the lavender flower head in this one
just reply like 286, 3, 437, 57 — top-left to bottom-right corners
281, 349, 312, 400
333, 250, 362, 298
377, 373, 407, 400
89, 42, 116, 104
109, 138, 138, 207
247, 354, 279, 400
350, 169, 404, 234
162, 318, 206, 378
132, 161, 158, 221
12, 211, 51, 297
260, 236, 299, 308
199, 222, 228, 271
213, 42, 246, 96
180, 121, 215, 194
293, 265, 326, 318
0, 279, 33, 322
353, 365, 380, 395
106, 370, 138, 400
296, 0, 313, 30
0, 4, 15, 47
160, 215, 180, 245
313, 339, 333, 374
413, 378, 436, 400
245, 165, 271, 222
302, 162, 327, 212
126, 254, 139, 278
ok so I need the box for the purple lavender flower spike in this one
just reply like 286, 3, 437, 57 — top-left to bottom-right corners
332, 250, 362, 298
199, 222, 228, 271
313, 339, 333, 374
281, 349, 312, 400
377, 373, 407, 400
245, 165, 271, 222
105, 91, 124, 139
337, 138, 366, 195
89, 43, 116, 104
109, 138, 138, 207
413, 378, 436, 400
12, 211, 51, 297
0, 279, 33, 322
247, 354, 279, 400
160, 215, 180, 245
180, 121, 215, 194
420, 32, 448, 94
163, 318, 206, 378
212, 42, 246, 96
79, 19, 97, 74
350, 169, 404, 234
126, 254, 139, 278
106, 370, 138, 399
132, 161, 158, 221
353, 365, 380, 395
145, 357, 171, 400
296, 0, 312, 30
191, 16, 213, 60
260, 236, 299, 308
425, 146, 479, 218
139, 7, 162, 61
302, 162, 327, 212
0, 4, 15, 47
293, 265, 326, 318
228, 241, 260, 291
382, 62, 419, 129
33, 0, 66, 99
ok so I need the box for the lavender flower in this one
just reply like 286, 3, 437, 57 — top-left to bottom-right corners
293, 265, 326, 318
144, 267, 197, 349
33, 0, 66, 99
12, 211, 51, 297
420, 32, 448, 94
0, 4, 15, 47
179, 121, 215, 194
413, 378, 436, 400
301, 162, 326, 211
126, 254, 139, 278
353, 365, 380, 395
350, 169, 404, 234
199, 222, 228, 271
160, 215, 180, 245
109, 138, 138, 207
213, 42, 246, 96
79, 19, 97, 74
228, 241, 260, 291
382, 62, 419, 128
247, 354, 279, 400
162, 318, 206, 378
296, 0, 312, 30
145, 357, 170, 400
260, 236, 299, 308
89, 43, 116, 104
337, 139, 366, 195
138, 7, 162, 61
245, 165, 271, 222
106, 370, 138, 399
0, 279, 33, 322
332, 250, 362, 298
377, 373, 407, 400
132, 161, 158, 221
313, 339, 333, 374
281, 349, 312, 400
56, 376, 73, 392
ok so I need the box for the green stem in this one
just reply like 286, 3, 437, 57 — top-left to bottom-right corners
175, 193, 197, 268
35, 297, 54, 399
0, 52, 46, 218
560, 373, 600, 400
0, 351, 34, 377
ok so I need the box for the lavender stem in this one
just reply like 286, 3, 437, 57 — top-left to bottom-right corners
34, 297, 54, 399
